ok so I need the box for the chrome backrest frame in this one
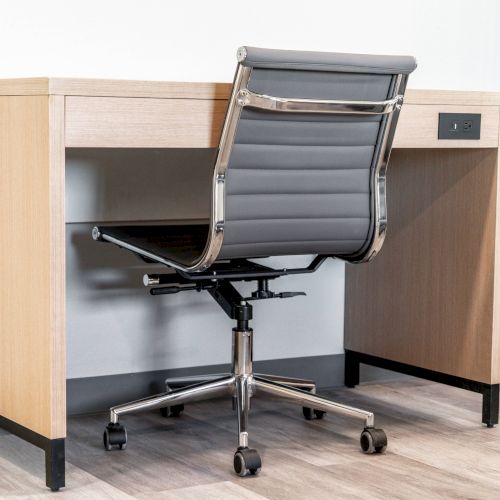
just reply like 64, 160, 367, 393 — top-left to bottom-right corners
170, 64, 251, 272
160, 56, 407, 273
347, 73, 408, 263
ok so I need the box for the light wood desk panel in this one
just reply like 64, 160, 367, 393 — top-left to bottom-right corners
0, 96, 65, 441
345, 148, 498, 383
65, 96, 227, 148
1, 77, 500, 490
394, 104, 499, 148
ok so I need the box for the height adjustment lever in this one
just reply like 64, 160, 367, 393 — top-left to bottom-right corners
150, 285, 198, 296
276, 291, 306, 299
246, 279, 306, 301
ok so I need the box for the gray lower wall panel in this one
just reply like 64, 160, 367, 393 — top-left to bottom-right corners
67, 353, 407, 415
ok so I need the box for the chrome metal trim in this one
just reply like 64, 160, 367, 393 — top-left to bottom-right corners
194, 64, 251, 272
165, 374, 231, 389
232, 329, 253, 377
236, 46, 247, 63
348, 73, 406, 263
237, 88, 404, 115
109, 376, 235, 423
254, 376, 374, 428
236, 375, 252, 448
143, 274, 160, 286
255, 373, 316, 390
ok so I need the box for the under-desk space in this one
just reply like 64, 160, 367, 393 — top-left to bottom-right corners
64, 147, 216, 381
65, 148, 214, 224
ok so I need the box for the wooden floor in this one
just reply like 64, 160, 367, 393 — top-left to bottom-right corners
1, 379, 500, 499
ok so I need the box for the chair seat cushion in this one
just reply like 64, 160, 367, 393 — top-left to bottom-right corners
97, 223, 209, 267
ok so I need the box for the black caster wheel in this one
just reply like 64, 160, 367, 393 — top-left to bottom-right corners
303, 407, 326, 420
160, 404, 184, 418
360, 427, 387, 454
103, 423, 127, 451
233, 447, 262, 477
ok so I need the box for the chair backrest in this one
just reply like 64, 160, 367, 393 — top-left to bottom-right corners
198, 47, 416, 271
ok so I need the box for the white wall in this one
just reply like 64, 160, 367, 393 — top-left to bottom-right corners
1, 1, 499, 378
1, 0, 499, 90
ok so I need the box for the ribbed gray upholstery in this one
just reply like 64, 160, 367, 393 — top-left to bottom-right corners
219, 48, 416, 260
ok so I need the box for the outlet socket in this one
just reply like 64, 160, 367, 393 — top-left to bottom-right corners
438, 113, 481, 140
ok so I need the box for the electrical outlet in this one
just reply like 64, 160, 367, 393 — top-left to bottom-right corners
438, 113, 481, 140
463, 120, 473, 131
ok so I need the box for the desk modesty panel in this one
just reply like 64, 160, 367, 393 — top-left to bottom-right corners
1, 78, 500, 491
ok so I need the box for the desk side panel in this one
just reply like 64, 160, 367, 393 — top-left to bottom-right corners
345, 149, 497, 384
0, 96, 65, 438
492, 113, 500, 382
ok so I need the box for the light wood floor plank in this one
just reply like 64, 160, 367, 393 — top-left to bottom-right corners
1, 380, 500, 498
136, 481, 269, 500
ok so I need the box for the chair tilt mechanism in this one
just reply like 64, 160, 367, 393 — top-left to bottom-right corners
92, 46, 416, 476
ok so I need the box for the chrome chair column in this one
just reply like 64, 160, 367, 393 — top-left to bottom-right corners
232, 325, 254, 449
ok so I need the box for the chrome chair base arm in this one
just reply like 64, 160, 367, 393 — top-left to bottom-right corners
165, 373, 232, 391
253, 376, 374, 428
250, 373, 316, 392
109, 375, 235, 424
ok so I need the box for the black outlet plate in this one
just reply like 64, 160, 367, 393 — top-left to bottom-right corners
438, 113, 481, 140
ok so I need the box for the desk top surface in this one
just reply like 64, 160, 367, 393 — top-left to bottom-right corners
1, 77, 500, 106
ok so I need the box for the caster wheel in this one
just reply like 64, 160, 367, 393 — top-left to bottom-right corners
303, 407, 326, 420
233, 447, 262, 477
160, 404, 184, 418
360, 427, 387, 454
103, 423, 127, 451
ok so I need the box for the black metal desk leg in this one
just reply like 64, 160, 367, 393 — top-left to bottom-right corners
344, 350, 360, 388
45, 439, 65, 491
482, 384, 499, 428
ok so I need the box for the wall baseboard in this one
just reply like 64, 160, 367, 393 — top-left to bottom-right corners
67, 354, 408, 415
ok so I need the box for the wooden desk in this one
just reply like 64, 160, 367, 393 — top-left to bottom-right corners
0, 78, 499, 490
345, 97, 500, 426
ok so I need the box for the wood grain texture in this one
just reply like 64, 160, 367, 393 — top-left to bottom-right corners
65, 96, 227, 148
0, 78, 50, 96
404, 88, 500, 106
393, 104, 499, 148
48, 95, 66, 438
50, 78, 232, 100
491, 109, 500, 382
0, 78, 232, 99
65, 98, 500, 150
1, 78, 500, 106
0, 95, 65, 439
345, 148, 498, 384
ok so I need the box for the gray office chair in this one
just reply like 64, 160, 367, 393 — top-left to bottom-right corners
93, 46, 416, 476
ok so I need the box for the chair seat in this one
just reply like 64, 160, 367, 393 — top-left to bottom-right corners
97, 224, 209, 266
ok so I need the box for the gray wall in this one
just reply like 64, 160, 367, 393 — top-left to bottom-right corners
66, 149, 345, 379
